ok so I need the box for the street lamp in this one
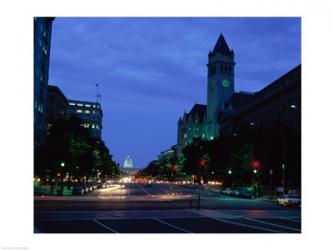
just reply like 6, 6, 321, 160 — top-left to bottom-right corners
269, 169, 274, 199
282, 163, 286, 194
61, 162, 65, 167
228, 169, 232, 175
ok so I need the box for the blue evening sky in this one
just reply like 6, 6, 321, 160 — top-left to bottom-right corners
48, 17, 301, 168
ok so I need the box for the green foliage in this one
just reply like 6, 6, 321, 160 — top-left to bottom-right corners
40, 116, 119, 180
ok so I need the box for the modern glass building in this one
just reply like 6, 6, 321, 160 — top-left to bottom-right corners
67, 100, 103, 139
34, 17, 54, 148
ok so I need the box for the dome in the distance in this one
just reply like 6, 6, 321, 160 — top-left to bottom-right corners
123, 155, 134, 168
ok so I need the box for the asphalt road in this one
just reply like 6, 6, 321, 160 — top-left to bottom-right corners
34, 183, 301, 233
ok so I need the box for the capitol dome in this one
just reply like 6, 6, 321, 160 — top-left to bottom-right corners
123, 155, 134, 168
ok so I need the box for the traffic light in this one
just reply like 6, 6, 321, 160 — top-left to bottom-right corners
199, 159, 206, 168
251, 160, 261, 169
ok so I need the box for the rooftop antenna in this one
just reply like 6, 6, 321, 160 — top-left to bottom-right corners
95, 83, 99, 104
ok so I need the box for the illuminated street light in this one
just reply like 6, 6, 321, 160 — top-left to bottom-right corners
228, 170, 232, 175
253, 169, 258, 174
61, 162, 65, 167
290, 104, 297, 109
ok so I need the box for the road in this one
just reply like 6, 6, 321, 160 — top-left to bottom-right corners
34, 182, 301, 233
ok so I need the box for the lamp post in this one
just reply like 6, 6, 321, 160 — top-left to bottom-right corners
228, 169, 232, 187
269, 169, 273, 199
59, 161, 65, 195
282, 163, 286, 195
197, 159, 206, 210
252, 169, 258, 198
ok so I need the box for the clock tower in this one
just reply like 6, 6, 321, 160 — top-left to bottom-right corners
206, 34, 235, 139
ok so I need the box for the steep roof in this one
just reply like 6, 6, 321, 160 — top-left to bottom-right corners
211, 34, 234, 56
188, 104, 207, 123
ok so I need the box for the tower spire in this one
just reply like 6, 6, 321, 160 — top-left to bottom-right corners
212, 34, 233, 56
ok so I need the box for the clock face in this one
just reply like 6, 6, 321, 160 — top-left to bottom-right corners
222, 79, 230, 88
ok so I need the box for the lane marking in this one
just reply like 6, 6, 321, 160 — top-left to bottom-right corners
137, 184, 152, 195
93, 219, 119, 233
243, 217, 301, 232
209, 217, 284, 233
153, 218, 192, 233
278, 217, 301, 223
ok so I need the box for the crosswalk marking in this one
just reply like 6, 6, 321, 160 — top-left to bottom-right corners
93, 219, 119, 233
136, 184, 152, 195
209, 217, 284, 233
153, 218, 193, 233
243, 217, 301, 232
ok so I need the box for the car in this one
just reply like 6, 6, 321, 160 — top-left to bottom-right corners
82, 185, 90, 193
230, 189, 240, 197
238, 188, 253, 199
277, 195, 301, 206
221, 188, 234, 195
72, 185, 85, 195
87, 184, 94, 191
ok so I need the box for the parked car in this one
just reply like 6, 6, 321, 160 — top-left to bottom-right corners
238, 188, 253, 199
82, 185, 90, 193
72, 185, 85, 195
277, 195, 301, 206
230, 189, 240, 197
221, 188, 234, 195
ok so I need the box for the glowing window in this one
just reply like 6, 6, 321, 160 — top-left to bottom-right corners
77, 103, 83, 107
84, 110, 90, 114
69, 102, 75, 106
85, 104, 91, 107
76, 109, 82, 113
92, 124, 95, 128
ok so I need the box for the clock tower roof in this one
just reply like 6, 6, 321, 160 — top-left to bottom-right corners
211, 34, 234, 56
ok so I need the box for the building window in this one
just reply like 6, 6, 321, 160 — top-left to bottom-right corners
92, 124, 95, 129
209, 66, 216, 75
85, 104, 91, 107
69, 102, 76, 106
84, 110, 90, 114
42, 47, 47, 55
76, 109, 83, 113
77, 103, 83, 107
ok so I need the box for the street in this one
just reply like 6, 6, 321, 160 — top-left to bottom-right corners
34, 182, 301, 233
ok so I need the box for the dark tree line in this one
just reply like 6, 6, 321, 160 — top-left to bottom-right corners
180, 123, 300, 188
138, 122, 300, 190
35, 116, 119, 182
